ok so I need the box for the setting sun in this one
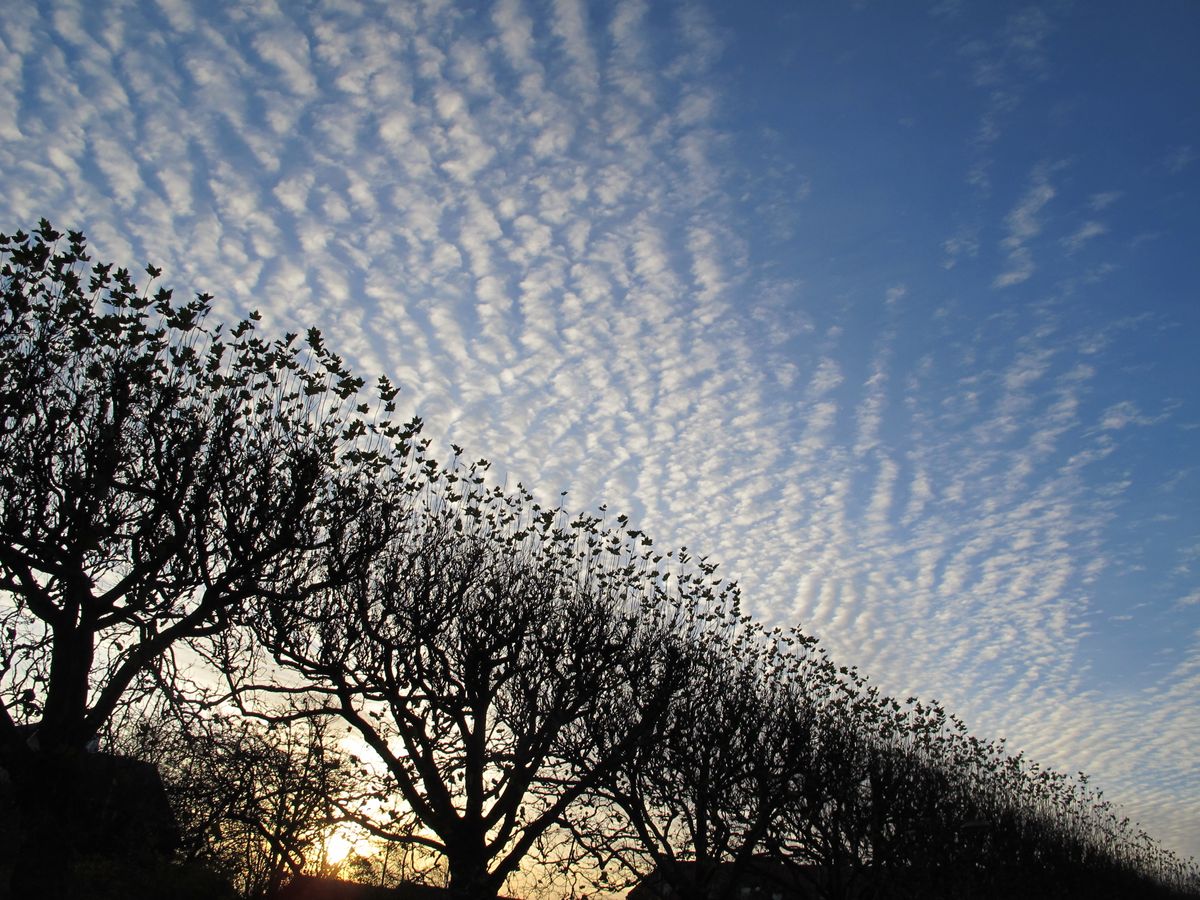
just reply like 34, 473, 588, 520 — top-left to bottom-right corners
323, 826, 373, 866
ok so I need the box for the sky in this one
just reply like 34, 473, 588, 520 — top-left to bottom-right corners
2, 0, 1198, 862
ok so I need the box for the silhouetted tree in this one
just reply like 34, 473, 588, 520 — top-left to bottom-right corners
115, 706, 351, 898
0, 220, 414, 895
567, 625, 830, 900
237, 482, 706, 900
0, 219, 408, 758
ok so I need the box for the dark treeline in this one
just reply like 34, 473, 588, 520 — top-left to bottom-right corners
1, 221, 1196, 900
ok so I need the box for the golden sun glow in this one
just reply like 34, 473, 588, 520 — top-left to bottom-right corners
324, 826, 373, 865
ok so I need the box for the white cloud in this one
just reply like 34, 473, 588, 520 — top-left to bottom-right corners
253, 27, 318, 98
1098, 400, 1168, 431
993, 165, 1055, 288
809, 357, 844, 397
993, 246, 1034, 288
550, 0, 600, 99
941, 229, 979, 269
1062, 220, 1106, 253
493, 0, 538, 73
1089, 191, 1121, 211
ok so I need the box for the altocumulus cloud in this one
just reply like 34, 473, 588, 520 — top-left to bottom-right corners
1, 0, 1198, 860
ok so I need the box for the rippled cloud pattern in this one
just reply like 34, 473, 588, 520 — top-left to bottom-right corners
2, 0, 1197, 859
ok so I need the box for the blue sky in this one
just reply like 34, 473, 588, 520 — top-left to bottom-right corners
2, 0, 1197, 860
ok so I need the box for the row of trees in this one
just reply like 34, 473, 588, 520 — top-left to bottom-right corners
1, 221, 1197, 899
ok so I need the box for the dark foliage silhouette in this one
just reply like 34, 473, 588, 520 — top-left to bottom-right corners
233, 478, 720, 899
0, 220, 413, 896
113, 706, 351, 898
0, 220, 410, 759
2, 222, 1197, 900
564, 623, 829, 900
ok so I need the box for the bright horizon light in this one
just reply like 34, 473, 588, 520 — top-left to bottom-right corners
323, 824, 374, 867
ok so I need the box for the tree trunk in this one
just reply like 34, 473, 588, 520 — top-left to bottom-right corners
39, 622, 95, 753
446, 838, 500, 900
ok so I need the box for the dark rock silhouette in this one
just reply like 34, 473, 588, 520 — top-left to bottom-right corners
0, 746, 180, 898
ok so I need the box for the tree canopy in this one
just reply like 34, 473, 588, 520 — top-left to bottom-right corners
233, 473, 719, 899
0, 219, 411, 756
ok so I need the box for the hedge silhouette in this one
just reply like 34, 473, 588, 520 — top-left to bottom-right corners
2, 223, 1196, 900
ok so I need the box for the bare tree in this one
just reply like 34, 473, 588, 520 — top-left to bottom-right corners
238, 481, 703, 900
0, 220, 409, 759
0, 220, 417, 896
114, 706, 351, 898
